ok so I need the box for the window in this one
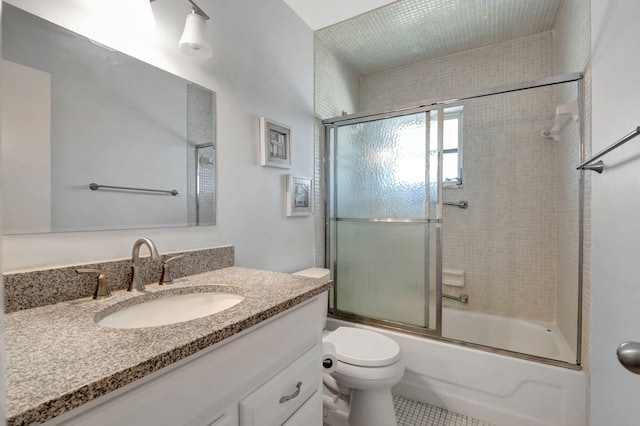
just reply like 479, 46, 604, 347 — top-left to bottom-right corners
431, 106, 463, 187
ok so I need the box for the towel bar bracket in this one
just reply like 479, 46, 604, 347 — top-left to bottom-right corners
577, 126, 640, 173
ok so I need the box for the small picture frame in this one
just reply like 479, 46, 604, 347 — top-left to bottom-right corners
260, 117, 292, 168
286, 175, 313, 216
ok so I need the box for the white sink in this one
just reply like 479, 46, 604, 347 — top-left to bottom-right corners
97, 292, 244, 329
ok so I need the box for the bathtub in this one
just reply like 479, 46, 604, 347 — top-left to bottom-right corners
326, 313, 587, 426
442, 307, 576, 363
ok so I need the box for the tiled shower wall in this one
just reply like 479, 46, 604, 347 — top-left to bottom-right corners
314, 41, 360, 120
359, 32, 558, 322
439, 86, 558, 322
359, 32, 554, 112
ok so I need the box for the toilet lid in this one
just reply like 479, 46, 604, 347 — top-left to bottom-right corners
323, 327, 401, 367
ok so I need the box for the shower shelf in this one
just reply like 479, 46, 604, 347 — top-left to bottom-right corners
542, 99, 578, 141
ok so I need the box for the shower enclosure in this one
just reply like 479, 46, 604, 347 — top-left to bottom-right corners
324, 73, 584, 367
186, 83, 216, 226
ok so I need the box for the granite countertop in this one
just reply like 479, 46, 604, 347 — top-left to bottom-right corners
5, 266, 332, 426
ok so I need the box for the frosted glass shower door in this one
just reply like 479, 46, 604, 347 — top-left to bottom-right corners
329, 111, 439, 329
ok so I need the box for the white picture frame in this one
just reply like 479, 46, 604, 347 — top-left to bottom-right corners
259, 117, 292, 168
286, 175, 313, 216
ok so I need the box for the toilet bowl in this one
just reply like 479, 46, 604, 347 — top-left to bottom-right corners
323, 327, 404, 426
292, 268, 405, 426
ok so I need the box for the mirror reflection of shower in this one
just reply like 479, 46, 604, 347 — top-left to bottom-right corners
199, 154, 214, 166
186, 83, 216, 226
194, 144, 215, 226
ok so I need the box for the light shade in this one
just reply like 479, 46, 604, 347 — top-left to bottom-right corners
179, 12, 212, 60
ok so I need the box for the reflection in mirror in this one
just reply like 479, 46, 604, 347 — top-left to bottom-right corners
1, 4, 216, 234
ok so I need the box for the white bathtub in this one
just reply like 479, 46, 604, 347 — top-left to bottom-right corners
326, 314, 587, 426
442, 308, 576, 363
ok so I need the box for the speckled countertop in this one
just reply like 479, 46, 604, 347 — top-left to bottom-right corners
5, 267, 332, 426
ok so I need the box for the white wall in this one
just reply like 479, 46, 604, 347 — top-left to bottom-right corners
590, 0, 640, 423
2, 0, 316, 272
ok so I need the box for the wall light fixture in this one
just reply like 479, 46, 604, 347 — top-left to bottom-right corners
178, 0, 212, 60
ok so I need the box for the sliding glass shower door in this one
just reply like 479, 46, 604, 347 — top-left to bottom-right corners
326, 109, 441, 331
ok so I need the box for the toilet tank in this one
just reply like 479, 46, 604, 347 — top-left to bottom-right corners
292, 268, 330, 280
292, 268, 331, 325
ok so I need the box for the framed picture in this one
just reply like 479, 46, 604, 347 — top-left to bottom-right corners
260, 117, 292, 168
286, 175, 313, 216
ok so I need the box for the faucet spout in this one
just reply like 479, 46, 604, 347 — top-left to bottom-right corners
128, 238, 160, 292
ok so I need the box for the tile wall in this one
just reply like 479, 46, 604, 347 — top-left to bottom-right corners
359, 32, 554, 111
314, 41, 360, 120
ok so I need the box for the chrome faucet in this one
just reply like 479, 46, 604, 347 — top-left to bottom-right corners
128, 238, 160, 292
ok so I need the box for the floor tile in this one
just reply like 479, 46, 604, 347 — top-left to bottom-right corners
394, 394, 493, 426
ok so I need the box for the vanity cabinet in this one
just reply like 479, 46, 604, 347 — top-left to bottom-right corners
44, 294, 326, 426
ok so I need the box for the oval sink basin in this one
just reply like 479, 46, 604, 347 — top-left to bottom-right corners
97, 292, 244, 329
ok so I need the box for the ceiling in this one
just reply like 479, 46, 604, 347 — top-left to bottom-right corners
283, 0, 400, 31
303, 0, 565, 76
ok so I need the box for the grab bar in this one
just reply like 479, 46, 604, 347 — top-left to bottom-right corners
443, 293, 469, 303
444, 201, 468, 209
577, 125, 640, 173
89, 183, 179, 196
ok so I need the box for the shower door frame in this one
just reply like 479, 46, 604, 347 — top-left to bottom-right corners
323, 72, 585, 370
325, 106, 444, 337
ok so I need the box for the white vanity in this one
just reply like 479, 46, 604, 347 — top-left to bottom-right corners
5, 267, 330, 426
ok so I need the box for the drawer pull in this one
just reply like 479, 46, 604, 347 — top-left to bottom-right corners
279, 381, 302, 404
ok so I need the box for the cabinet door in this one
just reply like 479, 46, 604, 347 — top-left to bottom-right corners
239, 346, 321, 426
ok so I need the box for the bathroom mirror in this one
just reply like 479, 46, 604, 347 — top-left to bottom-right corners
1, 4, 216, 234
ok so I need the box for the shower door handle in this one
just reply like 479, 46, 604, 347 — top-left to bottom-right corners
616, 341, 640, 374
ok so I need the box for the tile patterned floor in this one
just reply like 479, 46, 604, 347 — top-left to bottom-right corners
394, 395, 493, 426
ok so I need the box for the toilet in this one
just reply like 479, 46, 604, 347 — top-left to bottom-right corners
293, 268, 405, 426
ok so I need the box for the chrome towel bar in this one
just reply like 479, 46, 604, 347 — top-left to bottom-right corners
89, 183, 179, 196
444, 200, 468, 209
577, 125, 640, 173
443, 293, 469, 303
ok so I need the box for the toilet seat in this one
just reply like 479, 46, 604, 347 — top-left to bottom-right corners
324, 327, 401, 367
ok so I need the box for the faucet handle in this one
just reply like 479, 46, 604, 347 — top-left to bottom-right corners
76, 268, 112, 300
163, 254, 185, 264
159, 255, 185, 285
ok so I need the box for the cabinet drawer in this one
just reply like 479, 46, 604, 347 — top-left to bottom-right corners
282, 390, 322, 426
239, 345, 321, 426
